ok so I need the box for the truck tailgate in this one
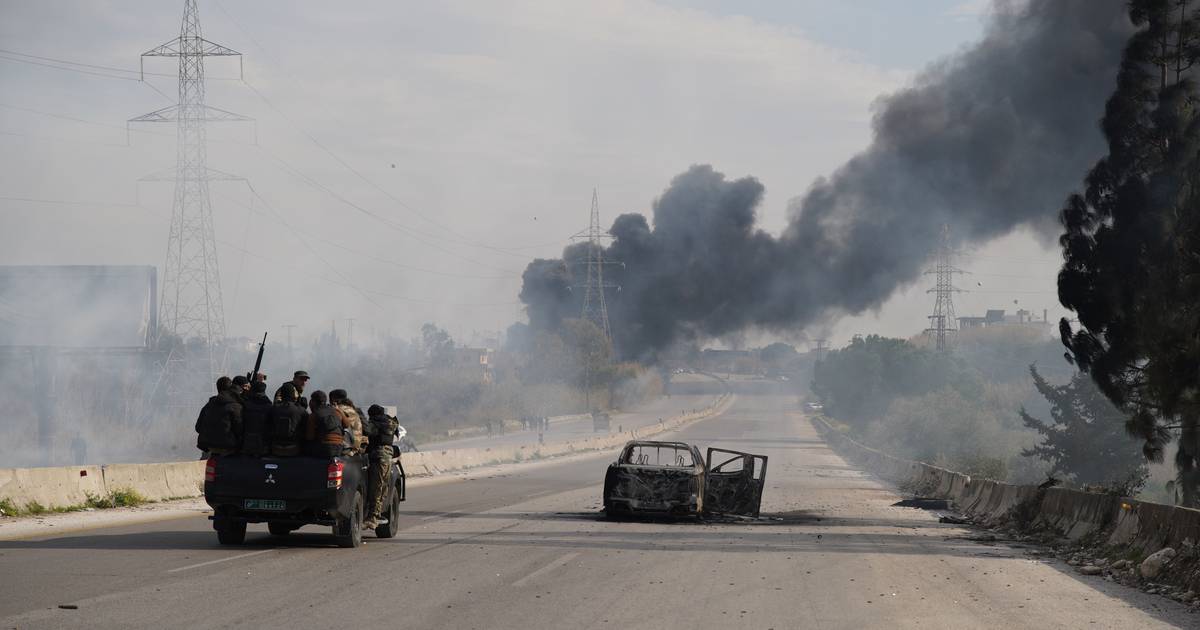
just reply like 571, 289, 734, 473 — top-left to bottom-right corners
208, 455, 334, 501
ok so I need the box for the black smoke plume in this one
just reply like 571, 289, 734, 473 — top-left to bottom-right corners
520, 0, 1132, 358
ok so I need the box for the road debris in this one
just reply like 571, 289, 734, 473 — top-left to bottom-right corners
892, 498, 951, 510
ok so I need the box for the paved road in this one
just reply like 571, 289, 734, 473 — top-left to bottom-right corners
0, 395, 1193, 629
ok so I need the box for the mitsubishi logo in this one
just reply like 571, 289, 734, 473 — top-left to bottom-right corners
265, 473, 276, 484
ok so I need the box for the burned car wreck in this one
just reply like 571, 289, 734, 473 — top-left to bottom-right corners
602, 440, 767, 518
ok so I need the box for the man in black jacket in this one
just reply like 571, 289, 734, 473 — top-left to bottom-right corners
240, 381, 273, 456
305, 390, 343, 457
196, 376, 243, 457
269, 384, 306, 457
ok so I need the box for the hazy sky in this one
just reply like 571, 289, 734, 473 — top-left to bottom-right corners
0, 0, 1066, 349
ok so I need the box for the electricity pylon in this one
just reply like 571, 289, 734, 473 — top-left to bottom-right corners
571, 189, 620, 347
131, 0, 249, 413
924, 225, 966, 352
132, 0, 249, 361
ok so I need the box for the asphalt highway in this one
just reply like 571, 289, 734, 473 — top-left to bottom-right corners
1, 394, 1194, 629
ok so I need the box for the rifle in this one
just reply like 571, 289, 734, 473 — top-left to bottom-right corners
249, 332, 267, 383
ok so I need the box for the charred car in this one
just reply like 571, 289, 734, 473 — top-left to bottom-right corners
602, 440, 767, 518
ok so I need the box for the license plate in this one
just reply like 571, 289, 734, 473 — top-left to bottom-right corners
243, 499, 285, 511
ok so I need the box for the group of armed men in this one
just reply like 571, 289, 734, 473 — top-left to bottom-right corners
193, 370, 399, 530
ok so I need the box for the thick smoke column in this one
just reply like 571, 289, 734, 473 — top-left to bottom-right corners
521, 0, 1132, 358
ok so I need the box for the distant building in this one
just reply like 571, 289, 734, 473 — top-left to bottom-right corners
448, 346, 494, 384
958, 308, 1052, 332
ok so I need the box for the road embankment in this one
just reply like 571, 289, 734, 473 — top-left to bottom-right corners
812, 415, 1200, 598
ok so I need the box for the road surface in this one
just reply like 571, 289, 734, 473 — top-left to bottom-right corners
0, 394, 1193, 629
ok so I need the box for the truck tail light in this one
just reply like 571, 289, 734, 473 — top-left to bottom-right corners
205, 458, 217, 482
327, 461, 344, 489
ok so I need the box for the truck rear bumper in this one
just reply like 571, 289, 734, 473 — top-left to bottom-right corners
206, 495, 340, 526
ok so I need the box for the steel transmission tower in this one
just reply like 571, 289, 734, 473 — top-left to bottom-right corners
924, 225, 966, 352
132, 0, 248, 364
571, 189, 619, 346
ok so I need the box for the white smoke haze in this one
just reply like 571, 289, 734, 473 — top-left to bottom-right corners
0, 1, 1130, 464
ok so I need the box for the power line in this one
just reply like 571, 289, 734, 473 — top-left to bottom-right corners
241, 184, 518, 308
0, 43, 560, 259
253, 144, 523, 275
1, 100, 258, 148
210, 1, 558, 255
209, 188, 518, 281
0, 129, 131, 148
0, 195, 140, 208
241, 79, 543, 261
0, 47, 241, 81
0, 51, 143, 82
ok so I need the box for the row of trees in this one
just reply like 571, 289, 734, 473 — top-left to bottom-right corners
811, 333, 1147, 487
814, 1, 1200, 504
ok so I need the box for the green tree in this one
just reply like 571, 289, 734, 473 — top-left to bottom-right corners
1058, 0, 1200, 504
420, 323, 455, 368
811, 335, 981, 428
1019, 366, 1148, 489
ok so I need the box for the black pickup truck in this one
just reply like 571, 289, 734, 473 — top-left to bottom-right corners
203, 450, 406, 548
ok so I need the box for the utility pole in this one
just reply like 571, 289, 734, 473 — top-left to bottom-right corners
282, 324, 297, 366
131, 0, 250, 411
924, 225, 966, 352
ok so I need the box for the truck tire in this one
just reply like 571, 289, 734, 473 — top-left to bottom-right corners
334, 491, 364, 548
217, 519, 247, 545
375, 486, 401, 539
268, 522, 296, 537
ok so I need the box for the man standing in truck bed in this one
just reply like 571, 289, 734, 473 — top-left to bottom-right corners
274, 370, 309, 404
363, 404, 398, 530
196, 376, 243, 457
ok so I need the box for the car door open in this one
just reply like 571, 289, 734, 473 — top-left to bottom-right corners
703, 447, 768, 517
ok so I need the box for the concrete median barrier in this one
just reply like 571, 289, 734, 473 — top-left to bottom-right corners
0, 464, 106, 510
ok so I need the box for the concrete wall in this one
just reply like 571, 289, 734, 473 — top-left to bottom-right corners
0, 394, 732, 511
0, 460, 204, 511
812, 416, 1200, 557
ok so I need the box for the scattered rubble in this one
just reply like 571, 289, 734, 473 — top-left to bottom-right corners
1140, 547, 1177, 579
